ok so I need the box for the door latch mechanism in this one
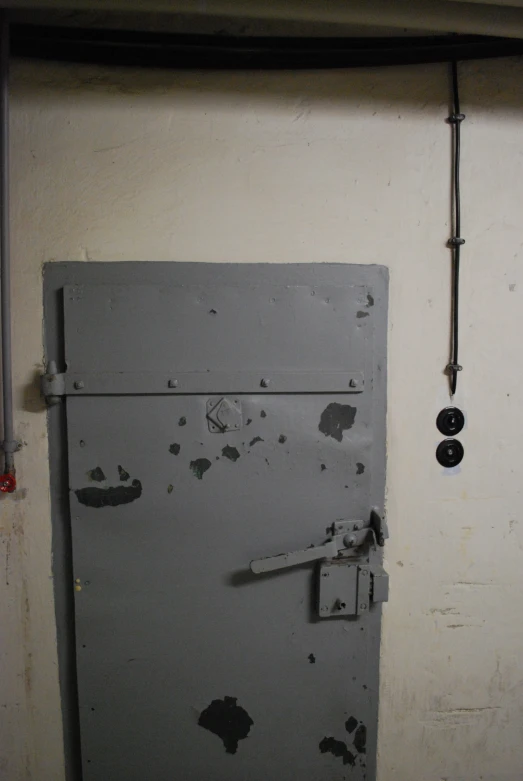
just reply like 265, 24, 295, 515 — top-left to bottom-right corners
250, 509, 389, 618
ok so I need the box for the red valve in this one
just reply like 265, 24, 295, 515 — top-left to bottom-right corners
0, 474, 16, 493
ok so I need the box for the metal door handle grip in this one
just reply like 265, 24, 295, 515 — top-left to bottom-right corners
251, 540, 338, 574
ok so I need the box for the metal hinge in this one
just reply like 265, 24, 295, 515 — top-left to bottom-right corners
41, 362, 66, 405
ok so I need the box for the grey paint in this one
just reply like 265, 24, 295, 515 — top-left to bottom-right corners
43, 262, 388, 781
63, 283, 368, 377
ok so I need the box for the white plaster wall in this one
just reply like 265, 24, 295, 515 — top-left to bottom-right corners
2, 55, 523, 781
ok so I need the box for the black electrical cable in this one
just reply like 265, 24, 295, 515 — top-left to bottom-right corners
447, 61, 465, 397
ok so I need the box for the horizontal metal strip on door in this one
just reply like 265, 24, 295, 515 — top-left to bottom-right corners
62, 370, 364, 395
63, 283, 372, 377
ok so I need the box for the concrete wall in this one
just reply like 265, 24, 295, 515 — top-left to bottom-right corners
2, 55, 523, 781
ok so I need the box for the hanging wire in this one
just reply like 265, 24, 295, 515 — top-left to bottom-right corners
447, 61, 465, 396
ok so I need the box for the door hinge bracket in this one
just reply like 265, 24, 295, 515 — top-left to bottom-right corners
41, 362, 66, 405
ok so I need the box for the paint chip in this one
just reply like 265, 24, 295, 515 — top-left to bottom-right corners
321, 464, 327, 472
222, 445, 240, 462
345, 716, 358, 734
178, 416, 187, 426
167, 484, 174, 494
356, 462, 365, 475
260, 410, 267, 418
117, 465, 130, 482
169, 443, 181, 456
308, 653, 316, 664
354, 724, 367, 754
319, 403, 357, 443
366, 293, 374, 307
75, 479, 142, 508
278, 434, 287, 444
249, 436, 264, 447
87, 466, 106, 482
190, 458, 212, 480
319, 737, 355, 767
356, 311, 369, 318
198, 696, 253, 754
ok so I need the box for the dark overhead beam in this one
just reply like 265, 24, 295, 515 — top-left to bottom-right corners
10, 24, 523, 69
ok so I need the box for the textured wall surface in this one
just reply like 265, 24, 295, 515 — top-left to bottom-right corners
1, 56, 523, 781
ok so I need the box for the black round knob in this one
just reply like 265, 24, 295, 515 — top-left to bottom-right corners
436, 438, 464, 468
436, 406, 465, 436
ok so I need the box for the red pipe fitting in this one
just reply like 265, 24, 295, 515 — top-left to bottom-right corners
0, 473, 16, 492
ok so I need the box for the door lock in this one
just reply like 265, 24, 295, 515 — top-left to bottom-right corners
250, 510, 389, 618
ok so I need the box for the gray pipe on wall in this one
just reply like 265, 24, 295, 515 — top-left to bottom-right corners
0, 11, 15, 485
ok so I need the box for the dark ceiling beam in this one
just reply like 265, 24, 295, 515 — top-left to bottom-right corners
10, 24, 523, 69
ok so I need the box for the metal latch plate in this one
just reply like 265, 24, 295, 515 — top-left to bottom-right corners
319, 562, 371, 617
206, 397, 242, 433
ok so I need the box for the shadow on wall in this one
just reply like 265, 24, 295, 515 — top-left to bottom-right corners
12, 54, 523, 114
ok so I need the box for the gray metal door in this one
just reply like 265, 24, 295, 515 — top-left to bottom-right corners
47, 263, 388, 781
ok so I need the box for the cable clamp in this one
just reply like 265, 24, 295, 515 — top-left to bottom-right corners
446, 363, 463, 373
1, 440, 21, 453
447, 113, 465, 124
447, 237, 465, 247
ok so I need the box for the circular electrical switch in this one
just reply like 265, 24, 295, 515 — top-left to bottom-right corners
436, 438, 464, 468
436, 406, 464, 436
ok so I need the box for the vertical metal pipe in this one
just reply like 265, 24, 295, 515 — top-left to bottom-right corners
0, 12, 14, 475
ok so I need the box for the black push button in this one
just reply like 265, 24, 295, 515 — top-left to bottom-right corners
436, 406, 465, 436
436, 438, 464, 468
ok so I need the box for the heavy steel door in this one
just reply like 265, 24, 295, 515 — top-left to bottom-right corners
44, 262, 388, 781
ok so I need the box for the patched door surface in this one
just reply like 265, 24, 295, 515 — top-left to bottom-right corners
47, 263, 388, 781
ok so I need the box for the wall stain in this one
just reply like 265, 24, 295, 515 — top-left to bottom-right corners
356, 311, 369, 318
278, 434, 287, 444
169, 443, 181, 456
321, 464, 327, 472
117, 465, 130, 481
249, 436, 264, 447
345, 716, 358, 734
354, 724, 367, 754
87, 466, 106, 482
198, 696, 253, 754
319, 737, 355, 767
222, 445, 240, 462
75, 479, 142, 508
308, 653, 316, 664
246, 418, 252, 426
356, 462, 365, 475
319, 403, 357, 443
190, 458, 212, 480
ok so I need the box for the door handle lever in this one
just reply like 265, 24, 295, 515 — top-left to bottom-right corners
250, 521, 367, 575
251, 539, 340, 574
